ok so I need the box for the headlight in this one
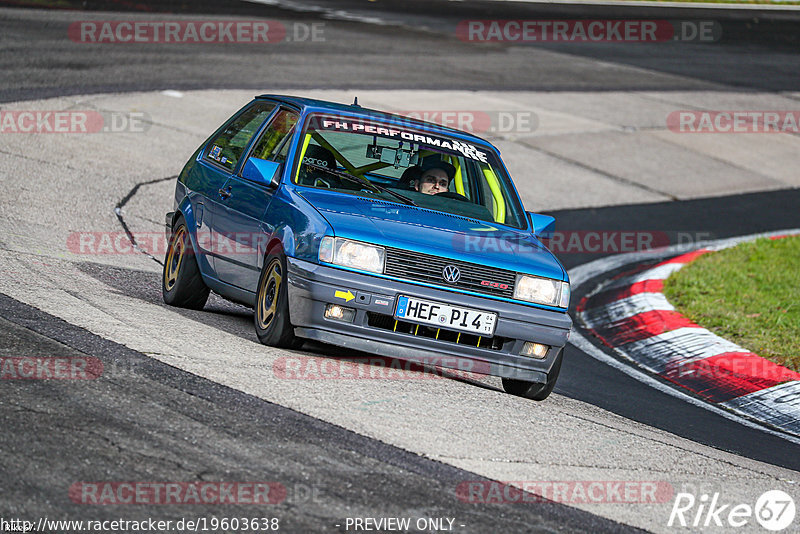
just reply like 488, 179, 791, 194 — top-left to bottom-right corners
514, 274, 569, 308
319, 236, 385, 274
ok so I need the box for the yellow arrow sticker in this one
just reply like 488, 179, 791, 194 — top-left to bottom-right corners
334, 290, 355, 302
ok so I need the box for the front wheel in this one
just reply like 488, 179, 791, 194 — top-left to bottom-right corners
254, 252, 302, 348
502, 350, 562, 401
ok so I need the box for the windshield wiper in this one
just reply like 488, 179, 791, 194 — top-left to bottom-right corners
304, 163, 417, 207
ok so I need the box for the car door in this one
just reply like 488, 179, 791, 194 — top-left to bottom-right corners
198, 100, 277, 278
213, 107, 300, 292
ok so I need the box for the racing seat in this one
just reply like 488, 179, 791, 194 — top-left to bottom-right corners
297, 145, 338, 187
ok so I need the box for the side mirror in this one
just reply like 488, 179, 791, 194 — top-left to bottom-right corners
242, 157, 282, 188
528, 212, 555, 239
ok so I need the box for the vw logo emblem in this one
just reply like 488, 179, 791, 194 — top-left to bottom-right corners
442, 265, 461, 284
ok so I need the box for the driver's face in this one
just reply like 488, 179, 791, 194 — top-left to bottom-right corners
415, 169, 449, 195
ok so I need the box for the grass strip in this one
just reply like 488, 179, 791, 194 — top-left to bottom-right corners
663, 235, 800, 372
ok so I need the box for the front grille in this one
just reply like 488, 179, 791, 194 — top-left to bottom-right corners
384, 247, 516, 298
367, 312, 507, 350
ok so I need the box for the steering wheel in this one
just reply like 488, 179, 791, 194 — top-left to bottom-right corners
436, 191, 470, 202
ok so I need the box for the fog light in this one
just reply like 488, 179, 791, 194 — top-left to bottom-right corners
324, 304, 356, 323
521, 342, 549, 359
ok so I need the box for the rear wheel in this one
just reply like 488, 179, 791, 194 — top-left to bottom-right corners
162, 217, 209, 310
254, 252, 302, 348
502, 350, 562, 401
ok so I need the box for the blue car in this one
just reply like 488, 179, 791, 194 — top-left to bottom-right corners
163, 95, 572, 400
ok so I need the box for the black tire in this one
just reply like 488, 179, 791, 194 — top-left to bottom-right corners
254, 251, 302, 348
502, 350, 563, 401
162, 217, 210, 310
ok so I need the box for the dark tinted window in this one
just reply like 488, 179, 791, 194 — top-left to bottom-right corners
251, 109, 299, 163
206, 102, 275, 171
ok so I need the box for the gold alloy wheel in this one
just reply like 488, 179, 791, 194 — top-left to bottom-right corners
257, 258, 282, 330
164, 225, 187, 292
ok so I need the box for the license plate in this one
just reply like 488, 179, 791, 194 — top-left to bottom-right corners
394, 295, 497, 336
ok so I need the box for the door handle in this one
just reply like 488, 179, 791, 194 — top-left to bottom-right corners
218, 186, 232, 199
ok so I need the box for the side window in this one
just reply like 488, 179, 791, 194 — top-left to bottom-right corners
273, 129, 295, 162
474, 163, 521, 227
450, 156, 472, 200
477, 171, 496, 220
251, 109, 300, 163
206, 102, 276, 171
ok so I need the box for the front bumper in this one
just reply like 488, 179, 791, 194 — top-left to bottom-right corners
286, 257, 572, 383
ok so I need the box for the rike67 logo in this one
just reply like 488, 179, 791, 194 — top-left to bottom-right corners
668, 490, 795, 531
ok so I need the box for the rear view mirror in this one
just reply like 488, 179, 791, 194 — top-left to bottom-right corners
528, 212, 555, 239
366, 143, 418, 168
242, 157, 282, 188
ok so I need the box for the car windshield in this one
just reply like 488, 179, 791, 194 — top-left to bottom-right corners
292, 113, 527, 229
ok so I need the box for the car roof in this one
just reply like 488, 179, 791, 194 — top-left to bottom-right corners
256, 94, 494, 148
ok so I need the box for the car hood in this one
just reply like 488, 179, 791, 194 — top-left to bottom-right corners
299, 189, 566, 280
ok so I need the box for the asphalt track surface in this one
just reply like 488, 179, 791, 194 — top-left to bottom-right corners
0, 295, 628, 533
1, 1, 799, 532
2, 0, 800, 103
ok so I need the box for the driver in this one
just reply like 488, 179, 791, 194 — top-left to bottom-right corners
413, 161, 456, 195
